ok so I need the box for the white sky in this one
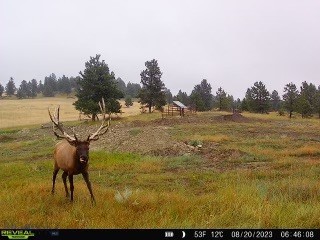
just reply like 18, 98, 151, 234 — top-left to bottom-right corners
1, 0, 320, 99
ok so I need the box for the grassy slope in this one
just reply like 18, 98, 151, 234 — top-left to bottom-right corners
0, 111, 320, 228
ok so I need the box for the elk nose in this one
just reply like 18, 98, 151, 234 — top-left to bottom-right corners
80, 155, 88, 163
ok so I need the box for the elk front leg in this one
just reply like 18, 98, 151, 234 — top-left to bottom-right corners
68, 174, 74, 202
82, 171, 95, 203
62, 171, 69, 198
52, 168, 59, 194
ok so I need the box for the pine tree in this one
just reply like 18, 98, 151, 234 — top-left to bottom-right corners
69, 76, 80, 92
241, 98, 249, 111
37, 80, 44, 93
125, 96, 133, 107
314, 86, 320, 118
216, 87, 227, 111
126, 82, 141, 98
74, 54, 123, 121
174, 90, 190, 106
5, 77, 16, 96
29, 79, 38, 98
270, 90, 281, 111
57, 75, 71, 95
190, 79, 213, 111
138, 59, 166, 113
299, 81, 317, 115
116, 78, 126, 96
296, 96, 313, 118
0, 83, 4, 97
165, 88, 173, 104
43, 74, 57, 97
283, 83, 298, 118
245, 81, 270, 113
16, 80, 29, 99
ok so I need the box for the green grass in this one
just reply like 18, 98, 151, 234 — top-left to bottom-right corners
1, 111, 320, 228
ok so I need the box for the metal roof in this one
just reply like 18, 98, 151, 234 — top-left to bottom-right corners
172, 101, 187, 108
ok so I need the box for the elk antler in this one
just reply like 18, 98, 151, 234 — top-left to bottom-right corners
48, 106, 77, 142
87, 98, 111, 142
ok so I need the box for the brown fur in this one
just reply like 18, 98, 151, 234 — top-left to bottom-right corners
49, 98, 109, 203
51, 139, 95, 203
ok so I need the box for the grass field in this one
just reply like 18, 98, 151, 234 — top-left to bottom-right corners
0, 97, 142, 128
1, 98, 320, 228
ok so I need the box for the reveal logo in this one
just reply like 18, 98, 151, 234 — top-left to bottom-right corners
1, 230, 35, 239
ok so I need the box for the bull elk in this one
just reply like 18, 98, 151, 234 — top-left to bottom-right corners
48, 98, 110, 203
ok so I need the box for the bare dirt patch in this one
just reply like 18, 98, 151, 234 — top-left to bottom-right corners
32, 120, 197, 157
131, 114, 214, 128
92, 124, 192, 156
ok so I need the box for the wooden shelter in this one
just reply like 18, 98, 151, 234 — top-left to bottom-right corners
162, 101, 195, 118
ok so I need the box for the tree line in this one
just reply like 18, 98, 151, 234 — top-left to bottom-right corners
1, 54, 320, 120
173, 80, 320, 118
0, 75, 80, 98
0, 75, 141, 100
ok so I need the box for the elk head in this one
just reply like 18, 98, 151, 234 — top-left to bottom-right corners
48, 98, 111, 163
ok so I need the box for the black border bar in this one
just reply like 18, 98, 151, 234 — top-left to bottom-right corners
1, 229, 319, 240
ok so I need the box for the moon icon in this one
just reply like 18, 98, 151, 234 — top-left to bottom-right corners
182, 231, 186, 238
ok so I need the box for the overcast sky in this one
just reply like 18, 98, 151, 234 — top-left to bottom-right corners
1, 0, 320, 99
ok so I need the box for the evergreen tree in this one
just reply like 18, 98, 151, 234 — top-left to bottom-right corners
283, 83, 299, 118
29, 79, 38, 98
16, 80, 30, 99
126, 82, 141, 98
314, 86, 320, 118
70, 76, 80, 92
225, 94, 235, 111
216, 87, 227, 111
0, 83, 4, 97
190, 91, 205, 111
174, 90, 190, 106
74, 54, 123, 121
190, 79, 213, 111
240, 97, 250, 111
5, 77, 16, 96
241, 98, 249, 111
125, 95, 133, 107
300, 81, 317, 114
270, 90, 281, 111
57, 75, 71, 95
245, 81, 270, 113
138, 59, 166, 113
296, 95, 313, 118
165, 88, 173, 104
116, 77, 126, 96
234, 98, 242, 111
37, 80, 44, 93
43, 74, 57, 97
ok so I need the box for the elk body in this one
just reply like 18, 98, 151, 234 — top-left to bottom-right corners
49, 99, 110, 203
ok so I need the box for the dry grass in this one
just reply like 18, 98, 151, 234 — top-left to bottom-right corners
1, 110, 320, 228
0, 97, 141, 128
190, 134, 231, 143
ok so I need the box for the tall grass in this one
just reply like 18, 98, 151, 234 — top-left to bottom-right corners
1, 110, 320, 228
